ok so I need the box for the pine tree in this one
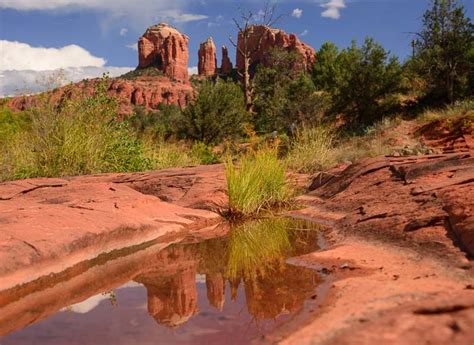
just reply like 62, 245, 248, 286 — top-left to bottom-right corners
415, 0, 474, 102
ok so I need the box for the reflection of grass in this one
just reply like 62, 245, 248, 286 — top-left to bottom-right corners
225, 148, 291, 217
226, 218, 311, 280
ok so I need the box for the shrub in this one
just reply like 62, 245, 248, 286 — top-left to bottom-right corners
181, 79, 249, 145
253, 48, 328, 132
286, 126, 336, 173
190, 142, 220, 165
225, 148, 290, 217
1, 78, 153, 181
141, 137, 201, 170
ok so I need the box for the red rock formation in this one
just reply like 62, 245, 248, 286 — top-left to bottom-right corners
6, 76, 194, 115
138, 23, 189, 81
198, 37, 217, 77
220, 45, 233, 76
236, 25, 315, 74
142, 266, 198, 328
206, 272, 225, 311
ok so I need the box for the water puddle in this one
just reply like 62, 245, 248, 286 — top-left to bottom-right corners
0, 218, 325, 345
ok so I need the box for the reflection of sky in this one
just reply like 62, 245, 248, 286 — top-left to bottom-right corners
67, 275, 208, 314
64, 281, 143, 314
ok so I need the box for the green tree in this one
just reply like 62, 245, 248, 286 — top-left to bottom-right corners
415, 0, 474, 102
312, 42, 340, 93
181, 80, 248, 145
313, 38, 402, 125
253, 48, 328, 132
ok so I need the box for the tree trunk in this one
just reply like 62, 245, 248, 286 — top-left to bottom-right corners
447, 72, 454, 104
243, 56, 253, 113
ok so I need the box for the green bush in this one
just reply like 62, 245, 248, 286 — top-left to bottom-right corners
181, 79, 249, 145
1, 78, 153, 181
253, 48, 329, 132
225, 148, 290, 217
190, 142, 220, 165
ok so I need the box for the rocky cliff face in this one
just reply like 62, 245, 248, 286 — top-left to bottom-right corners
138, 23, 189, 82
236, 25, 315, 74
220, 45, 233, 76
198, 37, 217, 77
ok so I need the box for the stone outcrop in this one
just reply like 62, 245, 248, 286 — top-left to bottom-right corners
6, 76, 194, 115
198, 37, 217, 77
220, 45, 233, 76
0, 165, 226, 291
236, 25, 315, 74
138, 23, 189, 81
6, 23, 194, 115
297, 152, 474, 257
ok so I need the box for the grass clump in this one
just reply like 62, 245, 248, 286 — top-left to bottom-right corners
225, 147, 290, 217
416, 98, 474, 124
286, 126, 336, 173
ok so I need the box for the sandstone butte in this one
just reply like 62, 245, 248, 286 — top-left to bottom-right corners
6, 23, 194, 115
236, 25, 316, 74
220, 45, 233, 75
198, 37, 217, 77
0, 115, 473, 344
5, 24, 315, 115
138, 23, 190, 81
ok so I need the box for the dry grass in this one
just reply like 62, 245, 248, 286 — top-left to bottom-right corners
225, 147, 291, 217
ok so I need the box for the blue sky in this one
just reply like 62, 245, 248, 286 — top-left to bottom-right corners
0, 0, 473, 95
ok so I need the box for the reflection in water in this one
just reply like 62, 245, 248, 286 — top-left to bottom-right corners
0, 218, 323, 344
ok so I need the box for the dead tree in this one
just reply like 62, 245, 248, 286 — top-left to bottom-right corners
229, 1, 284, 113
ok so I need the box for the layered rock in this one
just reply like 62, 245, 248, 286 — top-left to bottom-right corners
198, 37, 217, 77
220, 45, 233, 76
6, 76, 194, 115
236, 25, 315, 74
138, 23, 189, 81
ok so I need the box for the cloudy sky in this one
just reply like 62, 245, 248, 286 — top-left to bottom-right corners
0, 0, 473, 96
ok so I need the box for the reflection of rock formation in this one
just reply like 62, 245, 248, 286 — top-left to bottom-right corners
244, 265, 319, 320
206, 272, 225, 311
1, 221, 322, 336
139, 266, 198, 328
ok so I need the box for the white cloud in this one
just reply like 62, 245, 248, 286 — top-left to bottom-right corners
161, 10, 208, 23
126, 43, 138, 51
0, 40, 105, 71
188, 66, 198, 75
321, 0, 346, 20
0, 66, 133, 97
119, 27, 128, 36
301, 29, 309, 36
0, 0, 208, 29
292, 8, 303, 19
